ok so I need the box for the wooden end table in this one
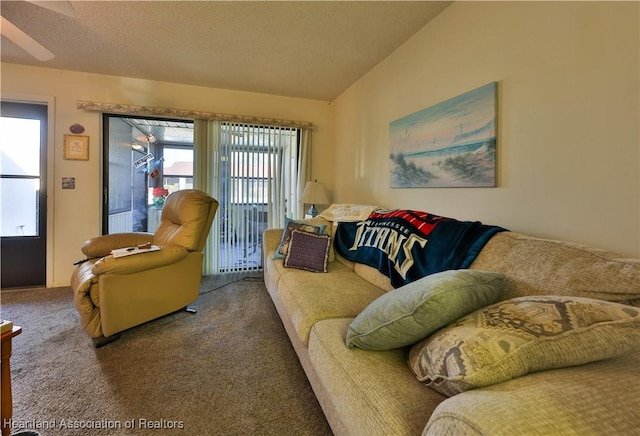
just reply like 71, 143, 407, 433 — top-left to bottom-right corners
1, 324, 22, 436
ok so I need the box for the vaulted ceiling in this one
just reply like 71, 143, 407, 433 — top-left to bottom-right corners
1, 1, 451, 101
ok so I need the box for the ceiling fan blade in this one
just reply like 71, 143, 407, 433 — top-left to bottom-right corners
25, 1, 74, 17
1, 16, 55, 61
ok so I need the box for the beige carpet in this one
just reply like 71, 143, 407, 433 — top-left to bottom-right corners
1, 273, 332, 435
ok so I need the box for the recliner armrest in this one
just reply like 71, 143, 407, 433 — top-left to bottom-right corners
81, 232, 154, 257
92, 245, 189, 275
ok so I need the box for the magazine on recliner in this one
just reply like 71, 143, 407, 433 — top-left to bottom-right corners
111, 244, 161, 258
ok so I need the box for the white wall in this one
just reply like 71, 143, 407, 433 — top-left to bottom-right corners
332, 1, 640, 257
1, 65, 333, 286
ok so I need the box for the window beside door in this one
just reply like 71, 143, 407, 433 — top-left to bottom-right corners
0, 116, 42, 236
155, 146, 194, 200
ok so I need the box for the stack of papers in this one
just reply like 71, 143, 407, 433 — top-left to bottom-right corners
111, 245, 161, 258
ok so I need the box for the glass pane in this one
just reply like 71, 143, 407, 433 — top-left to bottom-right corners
231, 178, 268, 203
231, 151, 268, 177
1, 178, 39, 236
0, 117, 41, 176
163, 148, 193, 176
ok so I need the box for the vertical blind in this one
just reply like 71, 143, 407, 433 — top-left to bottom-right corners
195, 121, 307, 274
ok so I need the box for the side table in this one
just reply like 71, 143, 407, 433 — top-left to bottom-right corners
1, 324, 22, 436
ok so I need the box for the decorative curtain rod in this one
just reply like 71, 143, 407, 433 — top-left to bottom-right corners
77, 100, 315, 129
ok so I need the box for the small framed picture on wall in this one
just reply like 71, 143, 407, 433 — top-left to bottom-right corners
63, 134, 89, 160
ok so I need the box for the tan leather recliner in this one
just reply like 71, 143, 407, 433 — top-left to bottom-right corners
71, 189, 218, 345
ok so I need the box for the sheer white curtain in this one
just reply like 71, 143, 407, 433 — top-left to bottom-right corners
194, 120, 311, 274
295, 127, 312, 219
194, 120, 222, 275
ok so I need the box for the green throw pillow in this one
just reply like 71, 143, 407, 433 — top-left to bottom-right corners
408, 295, 640, 397
346, 270, 505, 350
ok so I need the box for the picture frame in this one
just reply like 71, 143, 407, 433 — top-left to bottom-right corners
63, 134, 89, 161
389, 82, 498, 188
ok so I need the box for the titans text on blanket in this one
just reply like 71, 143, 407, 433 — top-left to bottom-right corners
347, 219, 428, 279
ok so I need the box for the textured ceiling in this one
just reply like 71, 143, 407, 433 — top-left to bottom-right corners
0, 1, 451, 101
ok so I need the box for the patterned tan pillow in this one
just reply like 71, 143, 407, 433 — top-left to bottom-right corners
408, 296, 640, 397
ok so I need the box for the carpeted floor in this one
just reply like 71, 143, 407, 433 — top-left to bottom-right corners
1, 273, 332, 435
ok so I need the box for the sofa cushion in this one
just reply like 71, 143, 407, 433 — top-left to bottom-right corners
470, 231, 640, 306
274, 217, 327, 259
346, 270, 505, 350
425, 347, 640, 435
284, 230, 331, 273
309, 318, 446, 436
353, 262, 394, 292
409, 295, 640, 397
277, 266, 385, 345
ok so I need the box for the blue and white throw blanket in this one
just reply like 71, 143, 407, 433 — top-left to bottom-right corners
334, 209, 507, 288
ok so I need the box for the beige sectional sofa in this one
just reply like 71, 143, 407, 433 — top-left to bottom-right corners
263, 213, 640, 435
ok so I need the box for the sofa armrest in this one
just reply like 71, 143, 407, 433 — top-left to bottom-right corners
81, 232, 154, 257
263, 228, 284, 254
92, 245, 188, 275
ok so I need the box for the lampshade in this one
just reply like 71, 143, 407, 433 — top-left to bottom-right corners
300, 180, 329, 216
301, 180, 329, 204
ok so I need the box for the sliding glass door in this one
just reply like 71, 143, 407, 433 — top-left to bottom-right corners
198, 121, 300, 273
102, 115, 193, 234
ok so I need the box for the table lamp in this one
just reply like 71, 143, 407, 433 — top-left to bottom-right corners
301, 180, 329, 217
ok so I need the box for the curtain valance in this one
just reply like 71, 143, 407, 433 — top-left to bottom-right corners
77, 100, 315, 129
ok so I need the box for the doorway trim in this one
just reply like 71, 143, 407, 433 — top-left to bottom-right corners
2, 92, 55, 288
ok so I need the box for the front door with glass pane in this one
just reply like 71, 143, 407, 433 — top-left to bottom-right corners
0, 102, 47, 288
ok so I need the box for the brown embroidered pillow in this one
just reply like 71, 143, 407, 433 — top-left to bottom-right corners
274, 218, 327, 259
284, 230, 331, 273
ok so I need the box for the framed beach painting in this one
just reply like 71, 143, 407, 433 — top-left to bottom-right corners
389, 82, 497, 188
